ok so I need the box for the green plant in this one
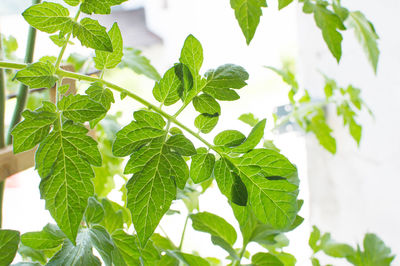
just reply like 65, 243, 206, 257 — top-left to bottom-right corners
0, 0, 391, 265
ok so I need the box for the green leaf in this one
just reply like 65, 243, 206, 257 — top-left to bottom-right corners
179, 34, 203, 76
278, 0, 293, 10
85, 197, 105, 224
63, 0, 80, 6
236, 149, 298, 181
72, 18, 113, 52
114, 111, 190, 245
167, 251, 210, 266
120, 48, 161, 81
85, 82, 115, 115
166, 134, 196, 156
18, 244, 47, 265
263, 140, 281, 152
14, 61, 57, 89
230, 0, 267, 44
112, 229, 160, 265
22, 2, 73, 34
231, 173, 248, 206
190, 147, 215, 183
231, 119, 266, 153
99, 198, 124, 233
194, 114, 219, 134
112, 110, 166, 157
323, 242, 354, 258
151, 233, 177, 251
47, 229, 101, 266
252, 252, 284, 266
36, 120, 101, 243
21, 224, 65, 251
347, 11, 379, 73
153, 66, 181, 106
50, 34, 69, 47
313, 4, 345, 62
309, 226, 321, 252
58, 84, 70, 95
193, 94, 221, 115
66, 52, 87, 72
308, 112, 336, 154
190, 212, 237, 247
0, 229, 20, 266
81, 0, 127, 15
59, 94, 106, 123
238, 113, 259, 127
232, 150, 299, 229
11, 109, 57, 153
332, 0, 349, 21
214, 130, 246, 147
205, 64, 249, 89
203, 87, 240, 101
347, 234, 395, 266
94, 22, 123, 69
214, 158, 236, 199
87, 226, 114, 266
126, 139, 187, 246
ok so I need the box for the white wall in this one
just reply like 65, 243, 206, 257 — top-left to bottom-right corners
298, 0, 400, 260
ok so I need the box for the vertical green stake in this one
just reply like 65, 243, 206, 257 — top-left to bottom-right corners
0, 0, 41, 228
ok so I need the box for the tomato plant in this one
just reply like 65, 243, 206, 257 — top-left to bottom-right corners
0, 0, 394, 265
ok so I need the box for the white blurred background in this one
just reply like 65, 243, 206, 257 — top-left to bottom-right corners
0, 0, 399, 265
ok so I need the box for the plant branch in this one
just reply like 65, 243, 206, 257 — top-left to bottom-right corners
178, 214, 190, 250
0, 61, 221, 155
54, 8, 81, 69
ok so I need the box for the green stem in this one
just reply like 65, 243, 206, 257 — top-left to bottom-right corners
232, 242, 248, 266
54, 9, 81, 70
178, 215, 190, 250
0, 61, 221, 155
